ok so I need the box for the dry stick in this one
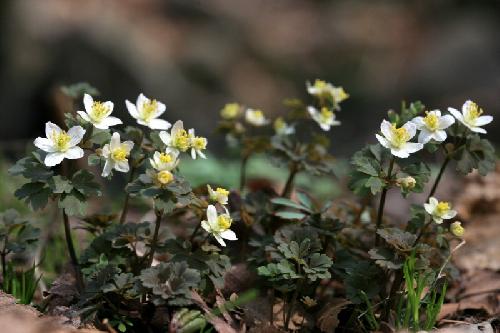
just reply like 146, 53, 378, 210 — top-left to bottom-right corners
146, 210, 163, 267
375, 157, 395, 246
62, 209, 84, 291
281, 162, 299, 198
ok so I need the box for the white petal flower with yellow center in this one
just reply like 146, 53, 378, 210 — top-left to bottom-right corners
77, 94, 122, 130
188, 128, 207, 159
149, 148, 179, 171
101, 132, 134, 177
159, 120, 191, 154
450, 221, 464, 237
201, 205, 237, 247
245, 109, 270, 126
156, 170, 174, 186
273, 117, 295, 136
448, 100, 493, 134
34, 122, 86, 167
126, 93, 171, 130
307, 106, 340, 131
306, 79, 349, 104
412, 110, 455, 144
424, 197, 457, 224
220, 103, 242, 120
375, 120, 423, 158
207, 185, 229, 205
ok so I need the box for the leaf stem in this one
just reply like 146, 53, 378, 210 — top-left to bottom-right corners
119, 133, 144, 225
427, 155, 450, 201
146, 210, 163, 267
281, 162, 299, 198
62, 209, 84, 291
239, 154, 250, 192
375, 157, 395, 246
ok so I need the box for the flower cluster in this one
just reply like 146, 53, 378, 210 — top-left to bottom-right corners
203, 182, 237, 246
306, 79, 348, 131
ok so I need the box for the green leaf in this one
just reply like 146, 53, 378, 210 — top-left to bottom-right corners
365, 176, 384, 195
271, 197, 311, 212
454, 134, 496, 176
274, 211, 306, 220
48, 176, 73, 194
14, 182, 51, 211
72, 170, 101, 197
368, 247, 403, 269
90, 129, 112, 145
377, 228, 416, 252
61, 82, 99, 99
59, 192, 87, 216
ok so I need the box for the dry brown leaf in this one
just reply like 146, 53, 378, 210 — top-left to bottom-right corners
317, 298, 351, 333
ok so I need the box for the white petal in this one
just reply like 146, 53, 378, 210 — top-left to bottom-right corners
198, 150, 207, 159
77, 111, 91, 122
122, 141, 135, 153
171, 120, 184, 135
434, 217, 443, 224
429, 197, 438, 206
214, 234, 226, 247
159, 131, 171, 146
402, 121, 417, 139
443, 210, 457, 219
432, 130, 447, 142
114, 160, 130, 173
110, 132, 121, 150
136, 93, 148, 109
45, 122, 62, 138
307, 106, 318, 117
380, 120, 393, 140
68, 126, 86, 146
191, 148, 197, 160
103, 101, 114, 116
319, 123, 330, 131
375, 134, 390, 149
156, 101, 166, 117
418, 130, 432, 144
102, 160, 114, 177
83, 94, 93, 113
412, 117, 425, 129
96, 116, 122, 129
471, 126, 487, 134
448, 108, 463, 122
424, 203, 433, 215
403, 142, 423, 154
148, 118, 171, 130
34, 137, 56, 152
102, 144, 111, 158
438, 115, 455, 129
126, 100, 139, 119
220, 229, 237, 241
64, 147, 84, 160
206, 205, 218, 224
475, 115, 493, 126
201, 221, 211, 233
45, 152, 65, 167
390, 148, 410, 158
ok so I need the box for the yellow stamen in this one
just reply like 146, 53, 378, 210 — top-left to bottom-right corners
320, 107, 333, 123
157, 170, 174, 185
450, 222, 464, 237
274, 117, 285, 131
391, 124, 410, 148
141, 99, 159, 121
423, 111, 439, 131
52, 131, 71, 152
215, 187, 229, 197
436, 201, 450, 215
173, 130, 190, 152
112, 147, 129, 162
90, 101, 109, 121
159, 153, 173, 164
313, 79, 327, 90
217, 215, 232, 230
192, 137, 207, 150
220, 103, 241, 119
465, 101, 483, 124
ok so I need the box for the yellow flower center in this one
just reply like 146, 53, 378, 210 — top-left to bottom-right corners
173, 130, 190, 152
313, 79, 327, 90
52, 131, 71, 152
157, 170, 174, 185
465, 102, 483, 124
436, 201, 450, 215
252, 110, 264, 120
192, 137, 207, 150
334, 87, 349, 102
423, 111, 439, 131
112, 147, 129, 162
141, 99, 159, 121
391, 124, 410, 148
221, 103, 241, 119
320, 107, 333, 123
274, 117, 285, 131
90, 101, 109, 122
159, 153, 173, 164
217, 214, 232, 230
450, 222, 464, 237
215, 187, 229, 197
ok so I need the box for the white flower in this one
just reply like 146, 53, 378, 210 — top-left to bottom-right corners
220, 103, 242, 120
149, 148, 179, 171
101, 132, 134, 177
77, 94, 122, 130
412, 110, 455, 144
126, 93, 171, 130
245, 109, 270, 126
201, 205, 237, 247
375, 120, 423, 158
307, 106, 340, 131
306, 79, 349, 104
207, 185, 229, 205
448, 100, 493, 134
34, 122, 86, 167
159, 120, 191, 154
450, 221, 464, 237
424, 197, 457, 224
188, 128, 207, 159
273, 117, 295, 136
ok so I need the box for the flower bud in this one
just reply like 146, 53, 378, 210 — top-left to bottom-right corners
397, 176, 416, 190
450, 221, 464, 237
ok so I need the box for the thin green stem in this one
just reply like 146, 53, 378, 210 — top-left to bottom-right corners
239, 154, 250, 192
62, 209, 84, 291
375, 157, 395, 246
281, 162, 299, 198
427, 156, 450, 201
119, 133, 144, 224
189, 223, 201, 243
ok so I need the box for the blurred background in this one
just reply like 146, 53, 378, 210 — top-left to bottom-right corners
0, 0, 499, 157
